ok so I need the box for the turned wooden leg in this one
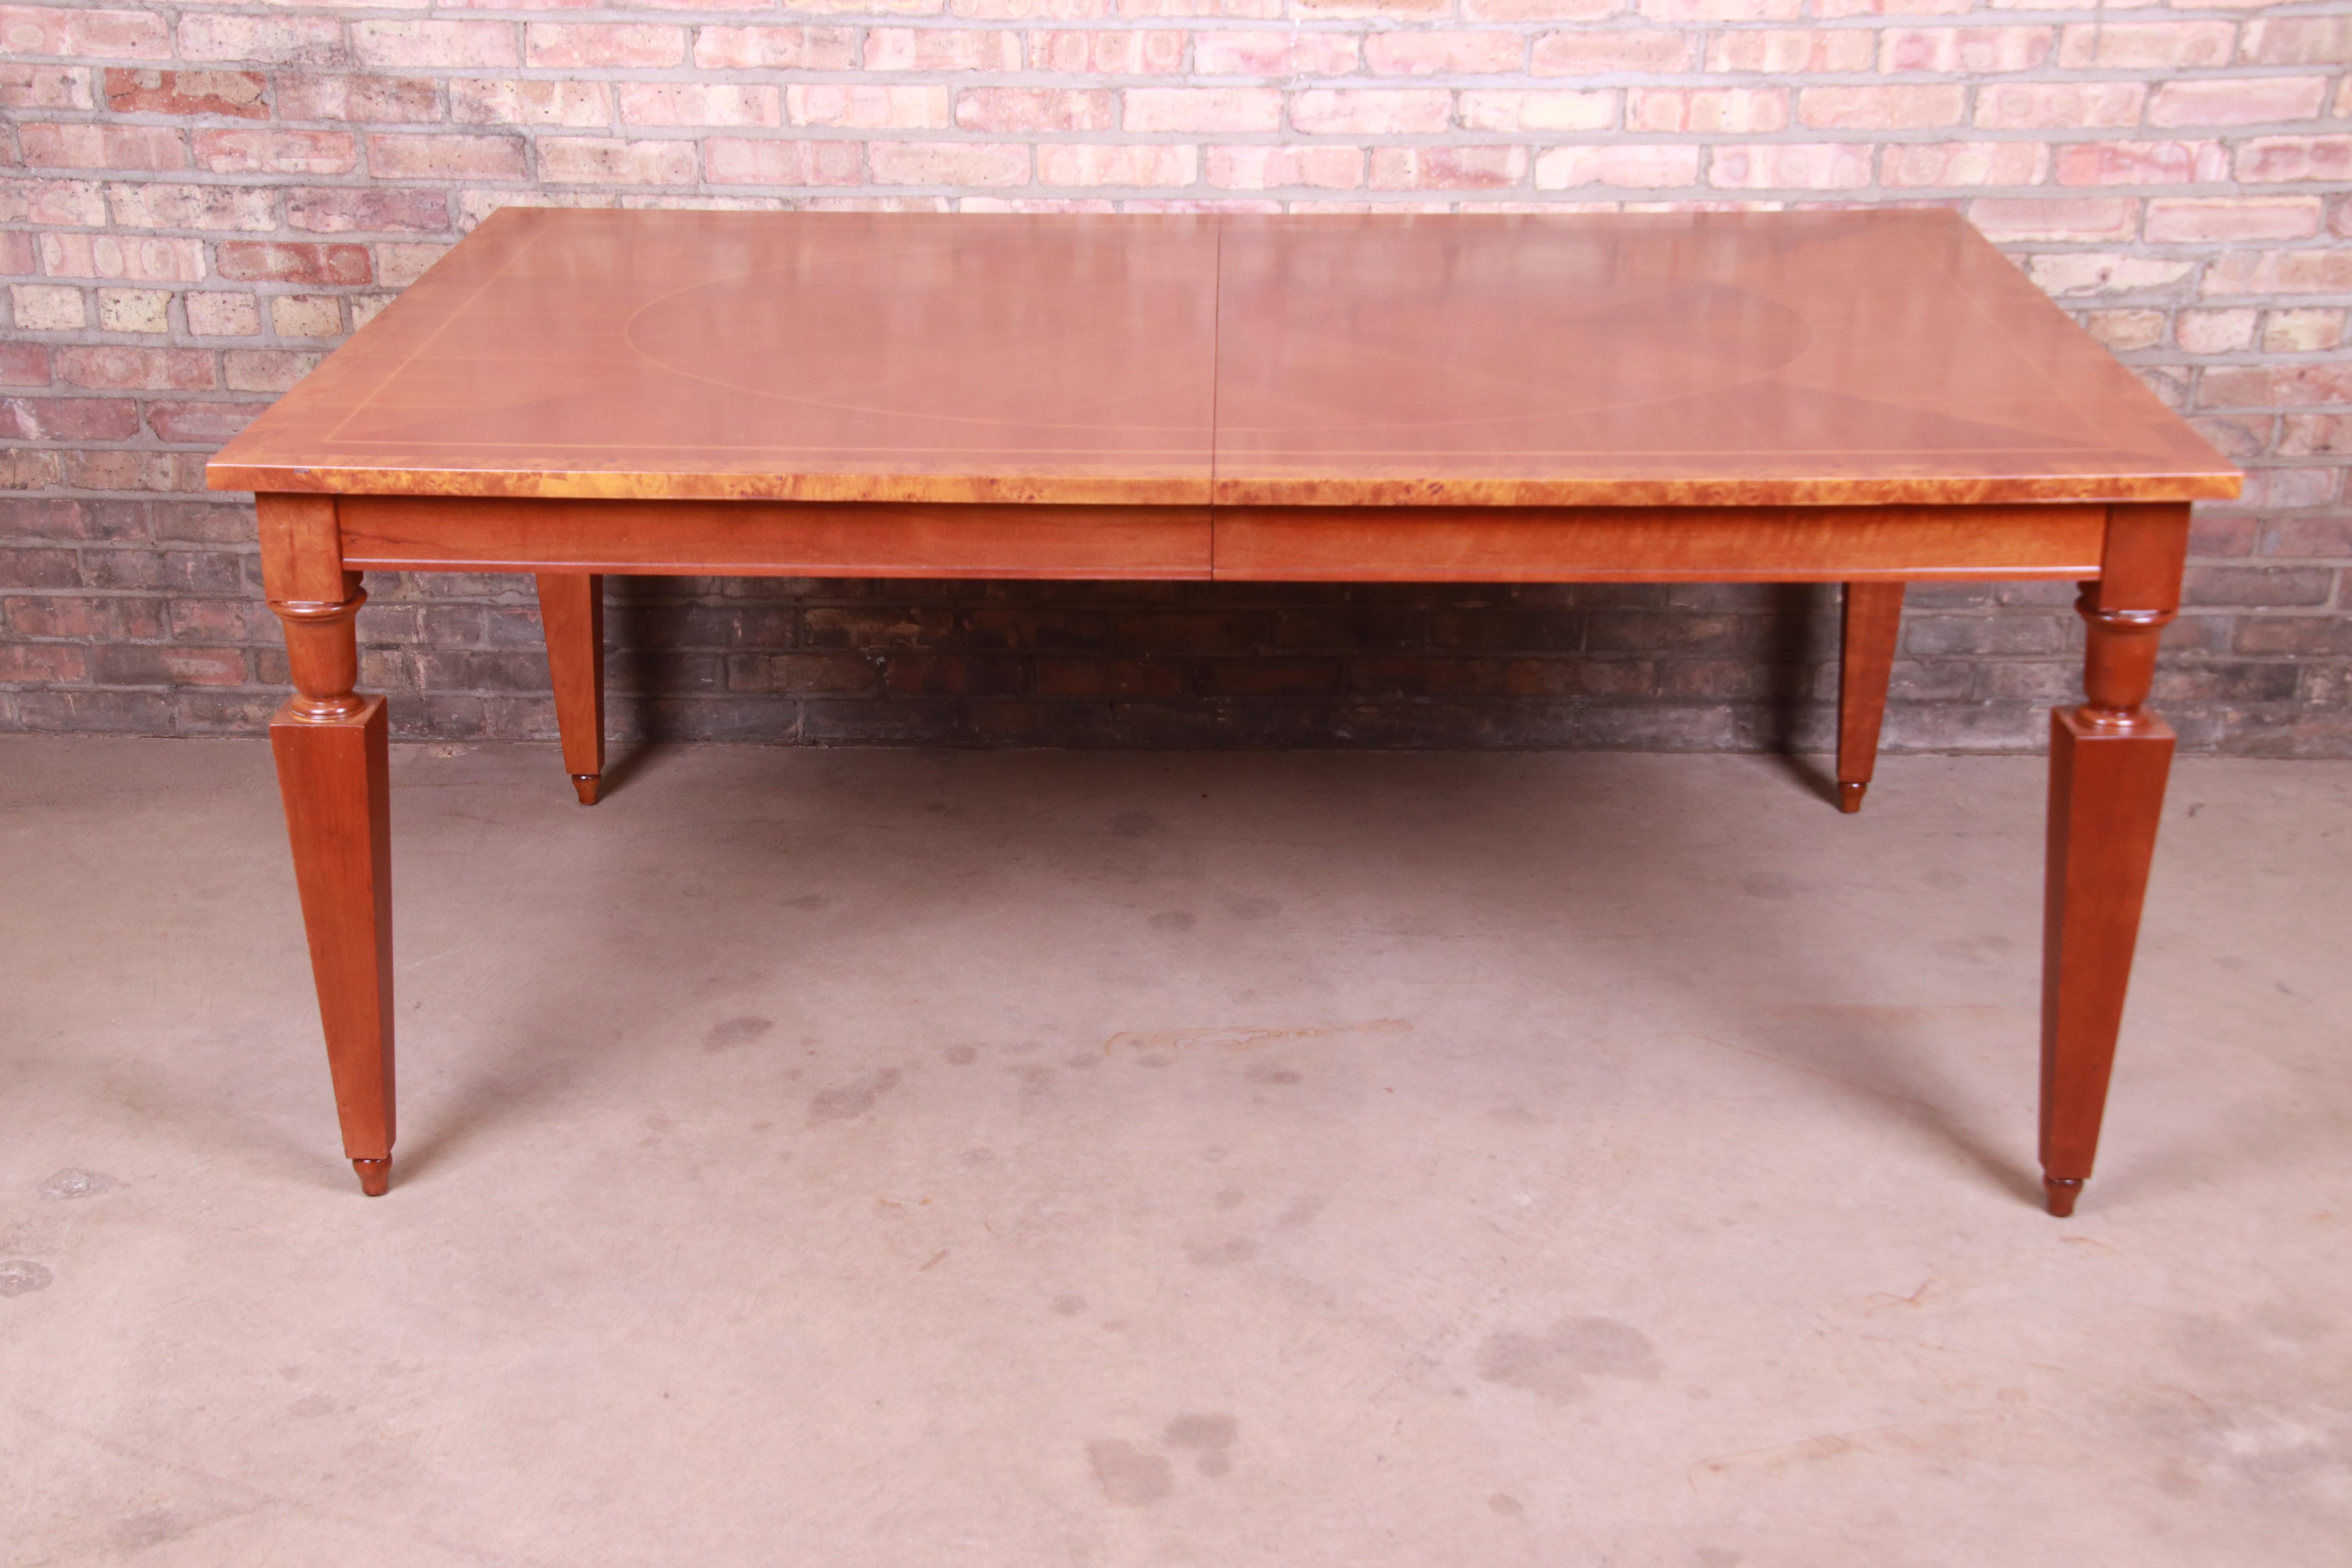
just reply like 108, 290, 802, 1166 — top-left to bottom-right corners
1836, 581, 1904, 813
535, 572, 605, 804
2039, 504, 2188, 1217
270, 577, 395, 1196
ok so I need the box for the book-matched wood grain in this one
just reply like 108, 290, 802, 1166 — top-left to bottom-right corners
211, 210, 2236, 510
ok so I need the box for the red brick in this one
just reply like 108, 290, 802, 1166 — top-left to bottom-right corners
215, 241, 370, 285
2145, 198, 2323, 244
2053, 140, 2229, 187
1363, 31, 1524, 75
2149, 77, 2330, 128
16, 123, 187, 171
1534, 29, 1692, 74
955, 88, 1113, 133
104, 183, 275, 231
193, 129, 357, 176
102, 68, 265, 119
3, 395, 139, 441
0, 343, 47, 386
1370, 146, 1530, 191
704, 138, 864, 187
0, 643, 86, 682
54, 347, 214, 392
0, 63, 90, 111
0, 6, 171, 60
525, 24, 686, 70
145, 400, 264, 443
285, 187, 448, 234
223, 348, 323, 392
2236, 137, 2352, 185
274, 74, 443, 124
365, 133, 525, 181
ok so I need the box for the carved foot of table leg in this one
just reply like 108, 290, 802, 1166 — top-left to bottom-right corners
570, 773, 600, 806
2043, 1174, 2083, 1218
352, 1157, 391, 1197
1837, 780, 1867, 813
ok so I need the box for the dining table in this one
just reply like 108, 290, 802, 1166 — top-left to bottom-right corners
207, 207, 2238, 1211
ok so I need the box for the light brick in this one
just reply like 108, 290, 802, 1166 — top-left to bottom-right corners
94, 287, 167, 335
1637, 0, 1799, 18
526, 25, 685, 71
1127, 87, 1282, 132
40, 233, 206, 283
1370, 145, 1530, 190
366, 134, 526, 181
1879, 26, 2051, 74
1205, 145, 1365, 190
2025, 255, 2192, 297
1291, 89, 1452, 136
1703, 29, 1873, 73
1537, 144, 1701, 189
351, 21, 519, 71
1535, 29, 1692, 74
1036, 143, 1198, 186
693, 27, 860, 71
17, 123, 185, 173
1627, 88, 1786, 134
11, 284, 85, 332
2239, 16, 2352, 68
105, 183, 275, 232
1880, 142, 2047, 188
2082, 310, 2165, 353
193, 130, 358, 177
3, 63, 92, 110
786, 85, 952, 130
2056, 22, 2235, 71
2201, 249, 2352, 298
867, 28, 1025, 72
1363, 31, 1524, 76
2235, 137, 2352, 185
224, 348, 322, 394
2145, 198, 2323, 244
0, 6, 170, 60
1797, 85, 1965, 131
176, 13, 347, 67
1030, 29, 1183, 73
1708, 144, 1873, 191
2053, 140, 2230, 187
1192, 31, 1359, 75
2262, 309, 2345, 356
286, 187, 448, 234
1969, 198, 2140, 243
454, 80, 613, 129
1293, 0, 1448, 17
704, 138, 865, 187
9, 180, 108, 228
954, 88, 1110, 132
185, 292, 259, 338
1459, 90, 1614, 133
276, 75, 443, 125
2176, 309, 2255, 355
373, 244, 450, 288
271, 295, 342, 339
539, 138, 699, 187
1974, 82, 2145, 131
1463, 0, 1619, 15
2149, 77, 2330, 128
622, 85, 779, 130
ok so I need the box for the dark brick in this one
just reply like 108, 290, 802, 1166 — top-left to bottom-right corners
726, 652, 877, 695
1196, 659, 1345, 698
1500, 658, 1653, 699
1431, 609, 1586, 652
2232, 615, 2352, 655
882, 653, 1026, 697
2182, 566, 2335, 607
0, 553, 84, 590
1347, 656, 1506, 699
89, 643, 246, 686
1904, 614, 2069, 656
802, 606, 951, 651
147, 400, 266, 444
14, 688, 178, 731
1034, 657, 1182, 699
2261, 518, 2352, 557
0, 642, 87, 682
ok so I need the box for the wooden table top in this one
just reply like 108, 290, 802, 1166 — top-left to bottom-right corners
209, 208, 2236, 510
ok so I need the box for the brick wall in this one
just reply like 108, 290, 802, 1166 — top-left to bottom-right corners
3, 2, 2347, 756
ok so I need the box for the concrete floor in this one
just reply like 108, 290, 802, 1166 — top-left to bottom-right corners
2, 736, 2347, 1567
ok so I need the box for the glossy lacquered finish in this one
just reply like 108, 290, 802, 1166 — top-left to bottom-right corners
212, 212, 2239, 1211
211, 210, 2234, 509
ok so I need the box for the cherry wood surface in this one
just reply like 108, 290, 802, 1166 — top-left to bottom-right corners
212, 212, 2239, 1211
211, 210, 2234, 509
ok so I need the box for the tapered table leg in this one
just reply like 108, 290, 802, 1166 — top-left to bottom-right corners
535, 573, 605, 804
270, 581, 395, 1196
2039, 504, 2188, 1217
1836, 581, 1904, 813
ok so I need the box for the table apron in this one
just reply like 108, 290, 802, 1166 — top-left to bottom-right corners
333, 495, 2108, 583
